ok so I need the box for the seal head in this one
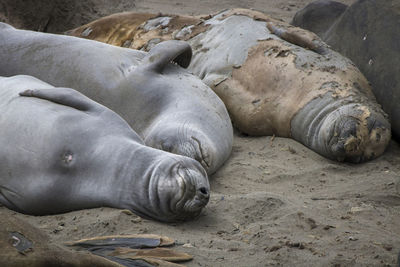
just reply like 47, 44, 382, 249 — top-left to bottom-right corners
126, 155, 210, 222
319, 104, 390, 162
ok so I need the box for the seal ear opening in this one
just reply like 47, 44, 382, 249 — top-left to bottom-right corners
142, 40, 192, 73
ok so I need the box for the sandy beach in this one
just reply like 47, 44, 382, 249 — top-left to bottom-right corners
1, 0, 399, 266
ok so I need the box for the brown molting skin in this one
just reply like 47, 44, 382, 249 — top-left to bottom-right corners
67, 8, 391, 163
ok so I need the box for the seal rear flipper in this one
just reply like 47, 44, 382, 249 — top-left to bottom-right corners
19, 88, 100, 112
142, 40, 192, 72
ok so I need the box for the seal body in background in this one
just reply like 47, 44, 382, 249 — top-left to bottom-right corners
67, 8, 390, 163
0, 23, 233, 175
0, 75, 210, 222
292, 0, 400, 140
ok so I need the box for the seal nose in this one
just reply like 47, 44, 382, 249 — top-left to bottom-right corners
328, 116, 360, 161
196, 186, 210, 206
198, 187, 210, 199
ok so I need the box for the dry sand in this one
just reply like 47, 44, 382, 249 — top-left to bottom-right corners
1, 0, 400, 266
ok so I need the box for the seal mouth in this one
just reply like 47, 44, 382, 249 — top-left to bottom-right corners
327, 115, 361, 162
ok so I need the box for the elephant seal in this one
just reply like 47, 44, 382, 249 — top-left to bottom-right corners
291, 0, 348, 37
0, 75, 210, 222
0, 23, 233, 175
67, 8, 390, 162
291, 0, 400, 140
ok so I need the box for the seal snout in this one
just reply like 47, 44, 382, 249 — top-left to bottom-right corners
175, 160, 210, 217
326, 108, 391, 162
199, 186, 209, 197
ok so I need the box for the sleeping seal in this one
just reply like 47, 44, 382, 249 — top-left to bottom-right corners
66, 8, 390, 162
0, 22, 232, 175
0, 75, 210, 222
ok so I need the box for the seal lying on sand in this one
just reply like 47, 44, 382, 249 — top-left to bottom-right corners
0, 23, 232, 175
67, 8, 390, 162
291, 0, 400, 140
0, 75, 210, 222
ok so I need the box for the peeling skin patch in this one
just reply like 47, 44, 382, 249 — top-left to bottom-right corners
143, 17, 171, 31
174, 25, 194, 39
67, 12, 208, 51
187, 14, 271, 86
320, 81, 340, 90
81, 27, 92, 37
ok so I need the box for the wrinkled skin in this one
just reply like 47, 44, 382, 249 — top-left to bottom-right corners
67, 8, 390, 162
292, 0, 400, 140
0, 23, 233, 175
0, 75, 210, 222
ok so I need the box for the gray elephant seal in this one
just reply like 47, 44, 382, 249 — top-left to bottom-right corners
0, 75, 210, 222
0, 23, 232, 175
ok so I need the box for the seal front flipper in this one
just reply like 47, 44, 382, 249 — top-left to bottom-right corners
142, 40, 192, 72
19, 88, 100, 112
19, 87, 144, 142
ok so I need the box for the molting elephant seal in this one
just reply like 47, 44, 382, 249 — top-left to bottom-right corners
66, 8, 390, 162
0, 75, 210, 222
0, 22, 232, 175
